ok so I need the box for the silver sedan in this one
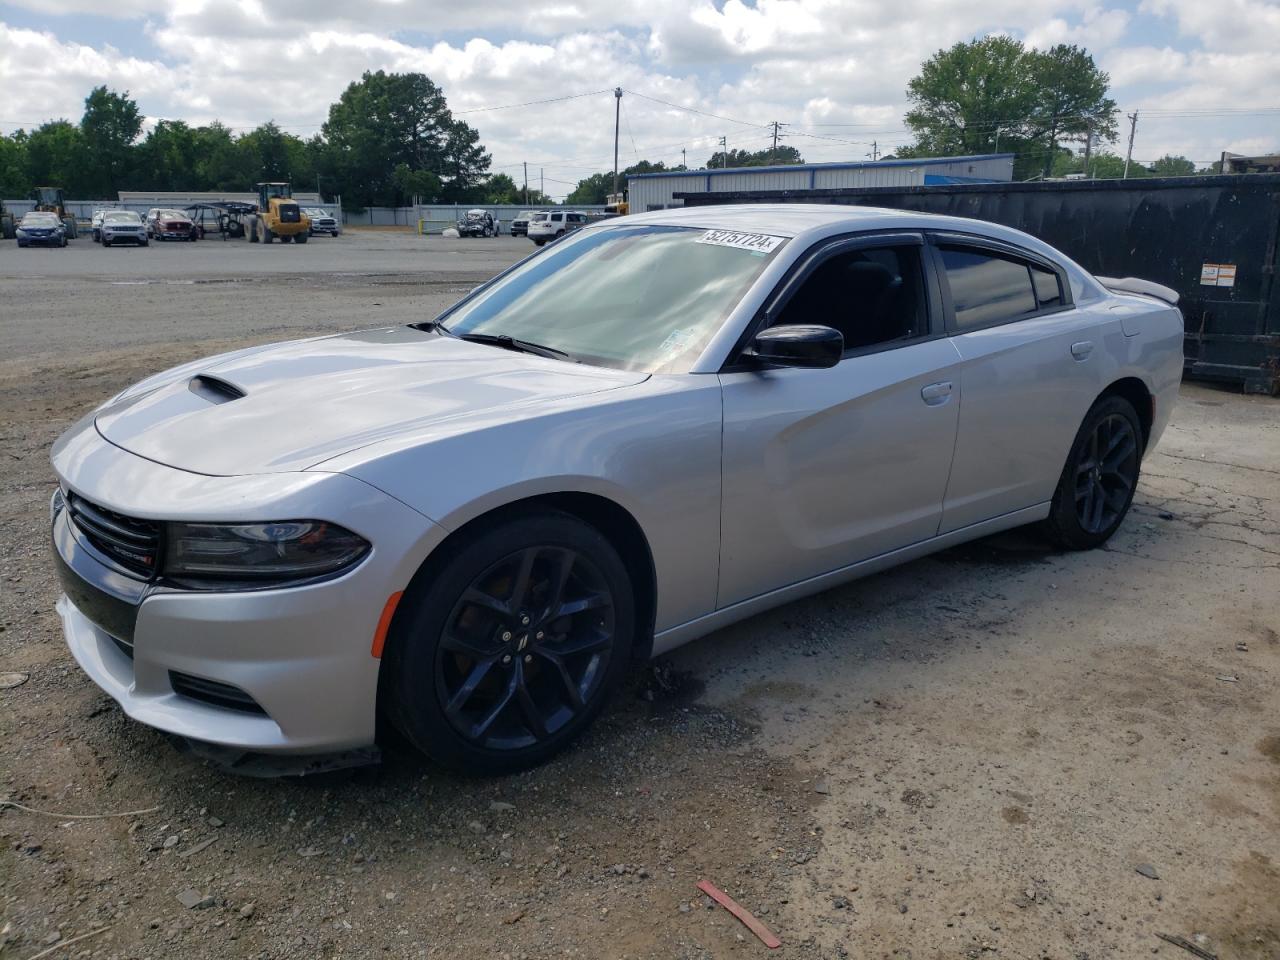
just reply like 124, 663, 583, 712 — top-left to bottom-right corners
49, 205, 1183, 774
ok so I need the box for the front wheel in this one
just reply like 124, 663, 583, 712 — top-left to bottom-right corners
1043, 395, 1144, 550
294, 232, 308, 244
383, 510, 634, 775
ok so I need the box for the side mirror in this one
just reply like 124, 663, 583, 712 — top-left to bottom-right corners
747, 325, 843, 369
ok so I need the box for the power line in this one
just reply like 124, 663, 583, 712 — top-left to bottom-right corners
623, 90, 770, 129
453, 89, 611, 116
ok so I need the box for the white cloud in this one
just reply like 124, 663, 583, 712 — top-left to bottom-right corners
1, 0, 1277, 195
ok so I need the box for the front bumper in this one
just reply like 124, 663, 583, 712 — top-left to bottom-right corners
18, 233, 60, 245
103, 231, 146, 244
49, 428, 446, 756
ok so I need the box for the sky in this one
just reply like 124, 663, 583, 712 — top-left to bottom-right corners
1, 0, 1277, 199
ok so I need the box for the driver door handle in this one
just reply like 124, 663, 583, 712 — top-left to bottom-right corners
1071, 340, 1094, 360
921, 380, 953, 406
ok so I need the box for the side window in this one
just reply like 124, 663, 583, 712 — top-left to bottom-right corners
772, 245, 929, 353
939, 246, 1038, 330
1031, 263, 1063, 309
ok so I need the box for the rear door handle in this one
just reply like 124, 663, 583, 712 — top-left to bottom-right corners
1071, 340, 1094, 360
921, 380, 953, 405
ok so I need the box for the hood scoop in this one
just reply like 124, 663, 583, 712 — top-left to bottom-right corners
188, 374, 245, 405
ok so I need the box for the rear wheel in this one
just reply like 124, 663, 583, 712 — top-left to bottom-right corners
62, 217, 77, 239
295, 232, 308, 244
383, 510, 634, 775
1043, 395, 1144, 550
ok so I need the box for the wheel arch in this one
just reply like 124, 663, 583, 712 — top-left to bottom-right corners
1097, 376, 1154, 451
393, 491, 659, 662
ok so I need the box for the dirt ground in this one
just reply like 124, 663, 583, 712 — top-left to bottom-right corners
1, 233, 1278, 960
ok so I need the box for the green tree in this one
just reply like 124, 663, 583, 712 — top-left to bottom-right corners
135, 120, 200, 191
79, 86, 142, 197
566, 161, 672, 204
703, 145, 804, 168
0, 132, 30, 197
1027, 44, 1117, 177
1050, 149, 1149, 179
391, 162, 442, 204
321, 71, 490, 206
1148, 154, 1196, 177
905, 37, 1117, 179
905, 36, 1036, 160
193, 122, 246, 191
24, 120, 88, 194
236, 122, 312, 185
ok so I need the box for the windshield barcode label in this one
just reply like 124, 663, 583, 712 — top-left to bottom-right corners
696, 230, 785, 253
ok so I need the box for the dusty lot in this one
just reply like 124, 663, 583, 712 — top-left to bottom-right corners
1, 232, 1278, 960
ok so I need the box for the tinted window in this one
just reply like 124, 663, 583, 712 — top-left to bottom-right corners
551, 213, 564, 222
1031, 264, 1062, 308
774, 245, 928, 352
940, 247, 1038, 330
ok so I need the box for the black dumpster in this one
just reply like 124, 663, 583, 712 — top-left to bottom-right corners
676, 174, 1280, 394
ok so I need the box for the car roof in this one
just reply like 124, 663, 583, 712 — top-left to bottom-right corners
616, 203, 956, 237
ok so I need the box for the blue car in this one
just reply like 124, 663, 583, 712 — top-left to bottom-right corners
16, 212, 67, 248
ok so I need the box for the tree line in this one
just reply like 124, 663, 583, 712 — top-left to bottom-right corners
2, 46, 1210, 210
0, 73, 552, 208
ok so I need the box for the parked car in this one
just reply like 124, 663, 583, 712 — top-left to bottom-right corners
527, 210, 589, 246
90, 209, 110, 242
99, 210, 149, 247
15, 211, 67, 247
146, 208, 196, 241
457, 209, 498, 238
510, 211, 539, 237
48, 205, 1182, 775
305, 208, 340, 237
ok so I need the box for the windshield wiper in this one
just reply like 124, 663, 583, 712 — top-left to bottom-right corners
454, 332, 576, 362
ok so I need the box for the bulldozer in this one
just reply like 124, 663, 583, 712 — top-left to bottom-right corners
30, 186, 78, 238
0, 199, 15, 240
245, 182, 310, 244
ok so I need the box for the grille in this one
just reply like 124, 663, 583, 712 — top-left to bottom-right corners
278, 203, 300, 223
169, 671, 267, 715
66, 493, 161, 577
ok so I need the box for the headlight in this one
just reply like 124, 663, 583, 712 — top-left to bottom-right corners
15, 228, 26, 236
164, 520, 369, 587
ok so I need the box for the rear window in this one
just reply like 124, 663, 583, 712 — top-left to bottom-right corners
940, 247, 1038, 330
1031, 264, 1063, 308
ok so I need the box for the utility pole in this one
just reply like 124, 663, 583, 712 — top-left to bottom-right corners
681, 147, 686, 170
994, 126, 1002, 154
1123, 110, 1139, 179
718, 136, 727, 168
540, 168, 544, 200
1083, 125, 1093, 178
523, 161, 528, 205
769, 121, 780, 164
612, 87, 622, 200
867, 141, 879, 162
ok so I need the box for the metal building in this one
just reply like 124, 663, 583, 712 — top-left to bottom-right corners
627, 154, 1014, 211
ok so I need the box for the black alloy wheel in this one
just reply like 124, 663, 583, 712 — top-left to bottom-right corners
383, 510, 634, 774
1044, 395, 1144, 549
436, 545, 615, 751
1074, 413, 1138, 535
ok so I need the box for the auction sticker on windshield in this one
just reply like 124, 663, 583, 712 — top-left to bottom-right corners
696, 230, 785, 254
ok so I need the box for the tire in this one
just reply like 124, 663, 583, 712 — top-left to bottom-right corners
382, 509, 634, 775
1042, 395, 1144, 550
295, 232, 308, 244
63, 217, 77, 239
262, 222, 274, 243
141, 240, 149, 247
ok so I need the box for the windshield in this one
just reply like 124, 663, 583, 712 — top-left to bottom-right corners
105, 212, 140, 222
439, 224, 785, 373
22, 213, 59, 224
157, 209, 186, 219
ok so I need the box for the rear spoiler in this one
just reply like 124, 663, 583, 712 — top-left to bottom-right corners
1095, 276, 1179, 306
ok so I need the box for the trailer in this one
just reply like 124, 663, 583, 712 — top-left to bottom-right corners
676, 174, 1280, 394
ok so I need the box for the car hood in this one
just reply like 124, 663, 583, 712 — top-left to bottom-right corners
94, 327, 648, 476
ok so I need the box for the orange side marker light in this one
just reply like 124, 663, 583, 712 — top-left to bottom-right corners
370, 591, 403, 659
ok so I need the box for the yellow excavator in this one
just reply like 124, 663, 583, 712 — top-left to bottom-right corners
245, 182, 310, 244
31, 186, 79, 238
